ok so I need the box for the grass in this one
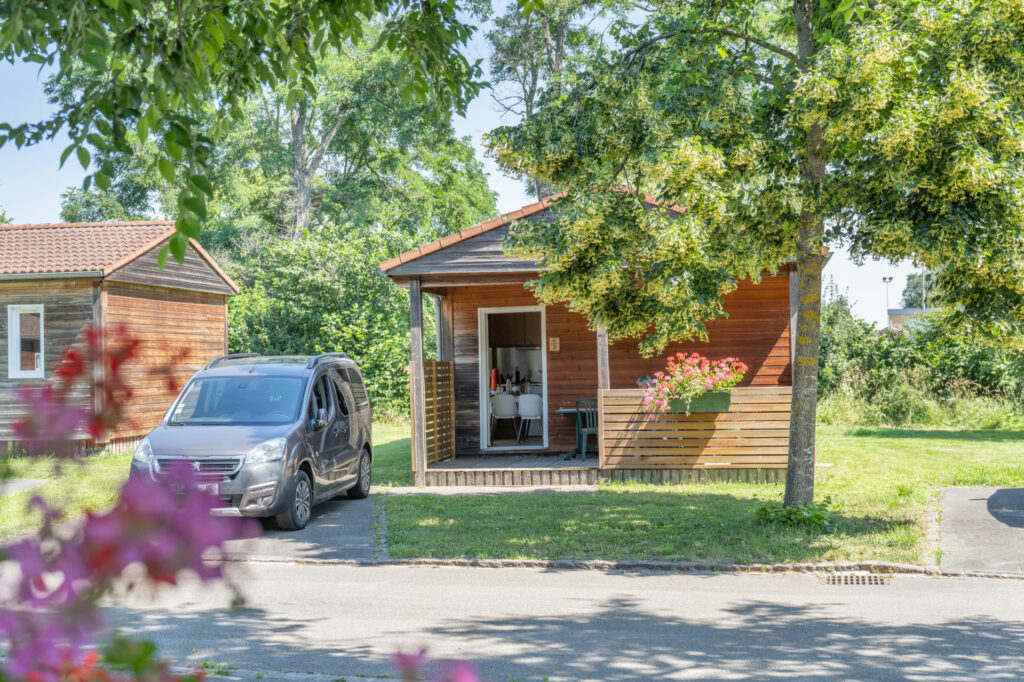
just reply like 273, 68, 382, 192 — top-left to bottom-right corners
382, 425, 1024, 565
0, 422, 410, 540
0, 449, 132, 540
371, 422, 414, 487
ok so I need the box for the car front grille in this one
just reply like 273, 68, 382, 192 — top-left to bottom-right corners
154, 457, 243, 477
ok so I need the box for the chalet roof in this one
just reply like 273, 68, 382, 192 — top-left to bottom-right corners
380, 190, 679, 276
0, 220, 239, 293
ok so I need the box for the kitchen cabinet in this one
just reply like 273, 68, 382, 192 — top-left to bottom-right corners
488, 312, 543, 348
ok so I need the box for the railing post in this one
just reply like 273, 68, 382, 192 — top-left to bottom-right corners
410, 278, 428, 486
597, 325, 610, 390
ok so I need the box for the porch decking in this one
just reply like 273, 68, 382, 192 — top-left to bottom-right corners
426, 455, 598, 486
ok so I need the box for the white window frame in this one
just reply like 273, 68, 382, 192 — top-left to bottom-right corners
8, 304, 44, 379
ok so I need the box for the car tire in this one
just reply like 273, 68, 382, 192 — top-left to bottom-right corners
276, 469, 313, 530
347, 449, 372, 499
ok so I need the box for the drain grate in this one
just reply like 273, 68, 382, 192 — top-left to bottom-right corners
823, 574, 890, 586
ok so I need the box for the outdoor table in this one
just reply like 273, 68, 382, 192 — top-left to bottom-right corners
554, 406, 585, 459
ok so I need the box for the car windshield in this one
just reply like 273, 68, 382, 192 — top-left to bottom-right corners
169, 375, 305, 425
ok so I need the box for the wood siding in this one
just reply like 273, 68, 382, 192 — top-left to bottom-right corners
104, 282, 228, 439
608, 274, 792, 387
106, 242, 236, 295
387, 222, 540, 277
599, 386, 791, 469
443, 274, 791, 459
0, 281, 96, 440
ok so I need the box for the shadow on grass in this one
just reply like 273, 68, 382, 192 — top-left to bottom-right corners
841, 427, 1024, 442
384, 489, 913, 564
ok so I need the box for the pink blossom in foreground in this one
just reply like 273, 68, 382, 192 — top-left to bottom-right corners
0, 467, 259, 680
394, 648, 482, 682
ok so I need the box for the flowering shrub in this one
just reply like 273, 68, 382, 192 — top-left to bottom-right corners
395, 648, 481, 682
642, 352, 748, 417
0, 326, 256, 682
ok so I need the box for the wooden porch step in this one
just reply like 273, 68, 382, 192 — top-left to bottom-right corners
424, 467, 598, 486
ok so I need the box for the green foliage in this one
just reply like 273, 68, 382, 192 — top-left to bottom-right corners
755, 496, 837, 533
488, 0, 1024, 351
227, 227, 432, 419
900, 271, 945, 310
818, 282, 1024, 427
0, 205, 10, 224
43, 36, 497, 418
0, 0, 507, 258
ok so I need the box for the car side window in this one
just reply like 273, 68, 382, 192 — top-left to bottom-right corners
345, 368, 370, 408
308, 375, 332, 421
331, 373, 351, 417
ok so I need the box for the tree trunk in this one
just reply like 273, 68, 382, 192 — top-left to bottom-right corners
785, 192, 825, 507
290, 99, 312, 241
785, 0, 826, 507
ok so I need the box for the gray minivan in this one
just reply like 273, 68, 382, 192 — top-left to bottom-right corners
129, 353, 373, 530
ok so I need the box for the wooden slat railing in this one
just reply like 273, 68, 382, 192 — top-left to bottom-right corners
598, 386, 791, 469
423, 361, 456, 464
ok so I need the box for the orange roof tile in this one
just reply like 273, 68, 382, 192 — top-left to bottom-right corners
0, 220, 177, 275
379, 190, 682, 273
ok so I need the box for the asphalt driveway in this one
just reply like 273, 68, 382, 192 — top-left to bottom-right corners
940, 487, 1024, 573
218, 494, 378, 562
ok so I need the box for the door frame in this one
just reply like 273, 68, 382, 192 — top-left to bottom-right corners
478, 305, 548, 451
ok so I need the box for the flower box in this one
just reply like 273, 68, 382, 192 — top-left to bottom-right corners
668, 391, 732, 414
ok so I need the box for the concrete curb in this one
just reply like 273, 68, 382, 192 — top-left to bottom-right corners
216, 554, 1024, 580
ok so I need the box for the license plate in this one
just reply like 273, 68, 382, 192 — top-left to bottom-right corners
197, 482, 219, 495
170, 482, 219, 495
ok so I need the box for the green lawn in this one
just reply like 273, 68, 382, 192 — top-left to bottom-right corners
0, 450, 132, 540
382, 426, 1024, 565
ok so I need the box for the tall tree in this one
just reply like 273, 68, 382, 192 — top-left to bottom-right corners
0, 205, 10, 224
482, 0, 607, 198
0, 0, 511, 261
901, 270, 944, 310
490, 0, 1024, 505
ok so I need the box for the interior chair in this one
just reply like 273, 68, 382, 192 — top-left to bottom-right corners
575, 399, 599, 459
489, 394, 519, 446
516, 394, 543, 442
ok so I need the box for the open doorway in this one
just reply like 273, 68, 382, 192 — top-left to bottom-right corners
478, 307, 547, 451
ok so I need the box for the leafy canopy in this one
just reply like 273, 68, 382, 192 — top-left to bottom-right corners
489, 0, 1024, 353
0, 0, 521, 261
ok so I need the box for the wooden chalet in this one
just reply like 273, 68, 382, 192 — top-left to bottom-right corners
381, 195, 797, 486
0, 220, 239, 451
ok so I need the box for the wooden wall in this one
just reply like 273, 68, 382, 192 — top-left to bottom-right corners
0, 281, 96, 441
599, 386, 791, 469
608, 274, 792, 388
444, 273, 791, 458
104, 282, 228, 439
106, 242, 236, 295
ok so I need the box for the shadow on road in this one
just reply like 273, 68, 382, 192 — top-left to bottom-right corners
111, 591, 1024, 680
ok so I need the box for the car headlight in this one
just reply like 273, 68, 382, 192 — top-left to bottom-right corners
247, 438, 287, 464
133, 437, 153, 464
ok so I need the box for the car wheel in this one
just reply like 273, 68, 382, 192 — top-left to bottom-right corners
276, 470, 313, 530
348, 449, 372, 499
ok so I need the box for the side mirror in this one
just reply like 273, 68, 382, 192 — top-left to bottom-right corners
312, 407, 328, 430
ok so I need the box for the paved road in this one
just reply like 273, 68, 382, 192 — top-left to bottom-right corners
105, 564, 1024, 681
941, 487, 1024, 572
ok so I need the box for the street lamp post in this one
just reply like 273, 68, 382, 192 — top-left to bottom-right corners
883, 276, 894, 329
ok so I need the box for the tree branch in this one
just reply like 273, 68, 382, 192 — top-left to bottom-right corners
623, 25, 807, 71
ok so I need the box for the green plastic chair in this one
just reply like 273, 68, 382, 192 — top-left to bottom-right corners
575, 399, 599, 459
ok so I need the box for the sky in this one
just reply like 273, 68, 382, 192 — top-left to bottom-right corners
0, 47, 917, 328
